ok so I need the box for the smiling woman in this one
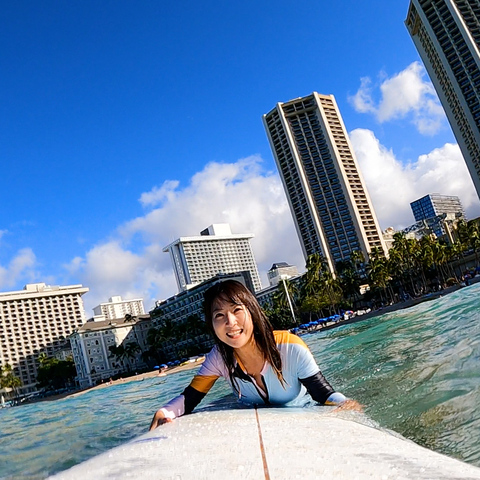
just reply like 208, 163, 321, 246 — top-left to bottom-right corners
149, 280, 360, 430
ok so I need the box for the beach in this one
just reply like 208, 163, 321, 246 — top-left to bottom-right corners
37, 359, 206, 403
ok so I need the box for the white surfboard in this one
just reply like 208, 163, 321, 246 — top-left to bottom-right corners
50, 407, 480, 479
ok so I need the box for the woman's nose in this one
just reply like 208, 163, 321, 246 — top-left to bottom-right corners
226, 312, 237, 325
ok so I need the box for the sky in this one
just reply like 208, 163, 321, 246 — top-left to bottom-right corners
1, 1, 479, 313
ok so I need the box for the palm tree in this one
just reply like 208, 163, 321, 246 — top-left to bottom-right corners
0, 364, 22, 403
274, 278, 298, 324
366, 246, 392, 304
124, 342, 141, 370
350, 249, 366, 279
108, 344, 127, 369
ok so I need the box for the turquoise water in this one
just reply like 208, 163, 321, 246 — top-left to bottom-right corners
1, 283, 480, 479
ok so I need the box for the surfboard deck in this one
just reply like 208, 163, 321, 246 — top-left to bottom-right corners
50, 407, 480, 479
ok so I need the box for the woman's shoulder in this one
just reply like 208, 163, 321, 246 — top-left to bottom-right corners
200, 345, 228, 376
273, 330, 308, 348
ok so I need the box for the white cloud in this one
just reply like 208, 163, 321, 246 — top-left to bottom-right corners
349, 62, 447, 135
67, 156, 304, 313
139, 180, 179, 207
350, 128, 480, 229
0, 248, 37, 289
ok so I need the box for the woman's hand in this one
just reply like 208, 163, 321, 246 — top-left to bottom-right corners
149, 409, 174, 431
333, 399, 364, 412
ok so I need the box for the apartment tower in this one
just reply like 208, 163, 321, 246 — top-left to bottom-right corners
163, 223, 262, 292
0, 283, 89, 392
406, 0, 480, 198
263, 93, 386, 272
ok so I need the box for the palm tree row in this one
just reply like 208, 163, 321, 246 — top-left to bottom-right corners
265, 218, 480, 330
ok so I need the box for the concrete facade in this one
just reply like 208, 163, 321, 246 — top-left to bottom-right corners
263, 93, 386, 273
0, 283, 89, 392
93, 295, 145, 320
406, 0, 480, 198
163, 223, 262, 292
70, 314, 152, 388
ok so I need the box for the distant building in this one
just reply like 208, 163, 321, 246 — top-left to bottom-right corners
267, 262, 299, 286
406, 0, 480, 199
163, 223, 262, 292
256, 273, 304, 312
150, 273, 251, 360
382, 227, 397, 251
0, 283, 89, 393
410, 193, 465, 237
410, 194, 465, 222
70, 314, 152, 388
93, 295, 145, 320
263, 92, 386, 273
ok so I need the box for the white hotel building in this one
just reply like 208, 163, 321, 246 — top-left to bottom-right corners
0, 283, 89, 392
70, 313, 152, 388
163, 224, 262, 292
93, 295, 145, 320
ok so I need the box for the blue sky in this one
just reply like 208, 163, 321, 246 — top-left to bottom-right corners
1, 0, 479, 312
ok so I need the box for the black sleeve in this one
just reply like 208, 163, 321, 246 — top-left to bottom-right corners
299, 371, 335, 404
181, 385, 207, 415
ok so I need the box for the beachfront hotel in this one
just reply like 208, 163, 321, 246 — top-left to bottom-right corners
405, 0, 480, 198
263, 93, 387, 273
70, 313, 152, 388
0, 283, 89, 393
93, 295, 145, 320
163, 223, 262, 293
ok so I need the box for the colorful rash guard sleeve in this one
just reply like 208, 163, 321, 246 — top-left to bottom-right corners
159, 331, 346, 419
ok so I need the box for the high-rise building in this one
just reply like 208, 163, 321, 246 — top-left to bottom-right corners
163, 223, 262, 292
405, 0, 480, 198
410, 193, 466, 222
93, 295, 145, 320
410, 193, 465, 237
0, 283, 89, 392
263, 92, 386, 272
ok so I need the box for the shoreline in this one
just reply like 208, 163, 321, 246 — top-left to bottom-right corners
32, 278, 480, 404
34, 360, 205, 403
303, 278, 480, 335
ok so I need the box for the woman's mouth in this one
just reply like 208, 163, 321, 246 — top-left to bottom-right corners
226, 329, 243, 338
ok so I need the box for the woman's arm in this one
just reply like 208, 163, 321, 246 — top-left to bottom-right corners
149, 350, 223, 430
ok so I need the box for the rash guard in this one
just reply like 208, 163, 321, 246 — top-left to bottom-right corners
160, 331, 347, 419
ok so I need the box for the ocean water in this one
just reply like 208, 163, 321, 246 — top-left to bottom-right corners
1, 283, 479, 479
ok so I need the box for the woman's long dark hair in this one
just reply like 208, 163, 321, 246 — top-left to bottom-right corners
204, 280, 284, 390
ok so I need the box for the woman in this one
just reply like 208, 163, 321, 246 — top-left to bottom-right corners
150, 280, 359, 430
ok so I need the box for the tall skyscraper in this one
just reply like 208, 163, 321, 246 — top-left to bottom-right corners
263, 92, 386, 272
405, 0, 480, 198
0, 283, 89, 392
163, 223, 262, 292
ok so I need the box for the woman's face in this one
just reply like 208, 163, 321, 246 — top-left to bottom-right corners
211, 298, 254, 350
